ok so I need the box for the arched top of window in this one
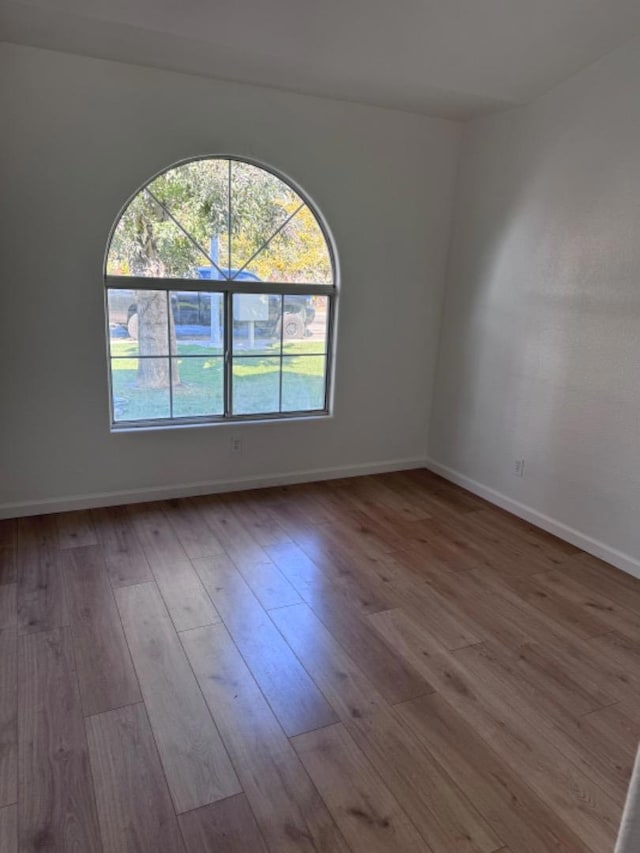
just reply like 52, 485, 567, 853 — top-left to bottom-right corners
106, 156, 335, 286
104, 156, 337, 428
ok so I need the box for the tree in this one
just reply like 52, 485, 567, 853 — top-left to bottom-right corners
107, 160, 332, 389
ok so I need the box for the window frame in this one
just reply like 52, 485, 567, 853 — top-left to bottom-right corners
104, 155, 338, 430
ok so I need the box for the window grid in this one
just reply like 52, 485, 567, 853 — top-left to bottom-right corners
105, 156, 336, 428
107, 289, 332, 425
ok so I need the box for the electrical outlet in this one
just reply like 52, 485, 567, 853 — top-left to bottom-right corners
515, 458, 525, 477
230, 436, 242, 454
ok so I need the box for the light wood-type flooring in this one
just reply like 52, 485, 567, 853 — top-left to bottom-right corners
0, 469, 638, 852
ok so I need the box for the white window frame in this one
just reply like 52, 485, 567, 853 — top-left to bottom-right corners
104, 156, 338, 430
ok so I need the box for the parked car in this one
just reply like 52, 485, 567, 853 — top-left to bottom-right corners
108, 269, 315, 340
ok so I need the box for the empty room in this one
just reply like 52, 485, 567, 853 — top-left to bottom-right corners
1, 1, 640, 851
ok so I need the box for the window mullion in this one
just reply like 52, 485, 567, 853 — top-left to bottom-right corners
167, 291, 174, 418
224, 290, 233, 418
278, 294, 284, 413
105, 276, 335, 297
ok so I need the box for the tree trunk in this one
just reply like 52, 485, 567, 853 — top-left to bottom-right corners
135, 291, 180, 388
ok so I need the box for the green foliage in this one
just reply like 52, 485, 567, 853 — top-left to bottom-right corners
107, 159, 332, 283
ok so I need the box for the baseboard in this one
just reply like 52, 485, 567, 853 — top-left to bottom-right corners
425, 458, 640, 580
0, 456, 428, 520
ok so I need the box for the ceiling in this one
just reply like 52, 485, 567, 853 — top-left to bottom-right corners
2, 0, 640, 119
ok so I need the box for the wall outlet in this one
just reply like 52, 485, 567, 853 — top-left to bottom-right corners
514, 458, 525, 477
230, 436, 242, 454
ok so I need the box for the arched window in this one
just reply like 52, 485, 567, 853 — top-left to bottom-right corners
105, 156, 337, 427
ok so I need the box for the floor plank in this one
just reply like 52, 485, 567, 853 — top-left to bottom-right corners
0, 584, 16, 630
115, 582, 241, 813
396, 693, 589, 853
128, 503, 190, 568
128, 505, 220, 631
300, 588, 430, 704
292, 722, 431, 852
224, 490, 292, 547
0, 804, 17, 853
369, 551, 484, 649
562, 555, 640, 614
18, 628, 102, 852
56, 510, 98, 550
497, 573, 613, 639
454, 642, 634, 801
272, 603, 501, 853
91, 505, 153, 588
193, 553, 338, 736
530, 570, 640, 641
0, 520, 17, 551
17, 516, 67, 635
87, 703, 185, 853
228, 553, 301, 610
62, 546, 141, 716
0, 629, 17, 808
264, 512, 392, 613
193, 495, 268, 566
178, 795, 269, 853
583, 702, 640, 757
0, 548, 17, 587
395, 557, 543, 650
181, 622, 351, 853
162, 499, 226, 559
150, 558, 220, 633
265, 539, 390, 616
494, 640, 607, 718
266, 538, 432, 696
368, 608, 620, 853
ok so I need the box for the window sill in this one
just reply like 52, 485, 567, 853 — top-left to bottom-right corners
110, 410, 332, 433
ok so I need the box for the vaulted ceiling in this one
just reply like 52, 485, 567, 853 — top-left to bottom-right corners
2, 0, 640, 118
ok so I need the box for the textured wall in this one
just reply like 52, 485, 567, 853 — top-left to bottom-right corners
0, 44, 460, 512
429, 37, 640, 567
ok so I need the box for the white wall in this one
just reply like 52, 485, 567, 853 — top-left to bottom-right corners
429, 37, 640, 571
0, 44, 460, 514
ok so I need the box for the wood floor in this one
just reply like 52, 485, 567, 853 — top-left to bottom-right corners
0, 469, 637, 852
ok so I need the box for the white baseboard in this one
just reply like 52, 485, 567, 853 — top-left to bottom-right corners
0, 456, 428, 520
426, 458, 640, 580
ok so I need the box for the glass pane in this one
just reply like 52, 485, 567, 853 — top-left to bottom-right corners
111, 357, 171, 422
281, 356, 327, 412
236, 205, 332, 284
172, 357, 224, 418
232, 294, 281, 356
230, 160, 301, 275
107, 192, 210, 279
107, 158, 333, 285
172, 291, 224, 356
107, 159, 230, 279
232, 357, 280, 415
282, 296, 328, 354
108, 290, 170, 357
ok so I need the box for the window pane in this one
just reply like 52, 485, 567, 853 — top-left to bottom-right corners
172, 357, 224, 418
145, 160, 231, 277
106, 192, 213, 279
108, 289, 170, 357
111, 358, 171, 422
232, 294, 282, 356
232, 357, 280, 415
237, 205, 333, 284
281, 356, 327, 412
108, 159, 232, 279
173, 291, 224, 356
282, 296, 328, 354
229, 161, 301, 275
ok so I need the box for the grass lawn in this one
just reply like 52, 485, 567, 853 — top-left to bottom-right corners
110, 340, 326, 421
